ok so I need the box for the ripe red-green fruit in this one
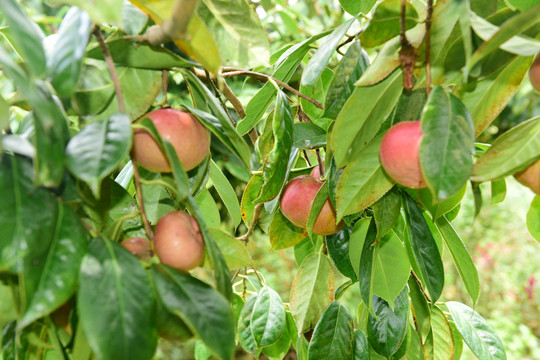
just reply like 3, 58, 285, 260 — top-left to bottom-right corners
280, 175, 344, 235
530, 52, 540, 93
132, 108, 210, 173
310, 164, 324, 179
514, 159, 540, 195
154, 210, 205, 272
379, 120, 427, 189
121, 237, 153, 261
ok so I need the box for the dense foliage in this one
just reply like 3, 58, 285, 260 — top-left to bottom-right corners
0, 0, 539, 359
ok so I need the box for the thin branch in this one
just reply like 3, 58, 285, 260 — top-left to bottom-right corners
238, 203, 264, 244
93, 27, 125, 113
131, 162, 155, 240
162, 70, 169, 107
303, 150, 312, 166
192, 68, 259, 145
425, 0, 434, 97
336, 30, 362, 54
222, 70, 323, 110
398, 0, 417, 90
315, 149, 324, 177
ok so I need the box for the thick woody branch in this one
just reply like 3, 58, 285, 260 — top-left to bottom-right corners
139, 0, 198, 46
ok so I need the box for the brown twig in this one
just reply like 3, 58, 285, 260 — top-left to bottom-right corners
162, 70, 169, 107
93, 26, 125, 113
131, 162, 155, 240
315, 149, 324, 176
336, 30, 362, 54
425, 0, 434, 97
222, 70, 323, 110
411, 270, 432, 303
238, 203, 263, 244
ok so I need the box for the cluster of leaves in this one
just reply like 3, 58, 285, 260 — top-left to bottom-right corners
0, 0, 539, 359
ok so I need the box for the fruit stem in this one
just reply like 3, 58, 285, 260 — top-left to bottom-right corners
161, 70, 169, 107
132, 162, 155, 240
93, 26, 125, 113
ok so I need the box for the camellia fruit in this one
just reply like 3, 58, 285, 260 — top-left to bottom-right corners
379, 120, 427, 189
530, 52, 540, 93
514, 159, 540, 195
310, 164, 324, 179
132, 108, 210, 173
280, 175, 344, 236
121, 237, 153, 261
154, 210, 205, 272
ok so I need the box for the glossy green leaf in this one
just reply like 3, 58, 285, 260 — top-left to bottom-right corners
93, 67, 162, 122
355, 26, 424, 86
335, 135, 395, 221
207, 228, 252, 270
1, 0, 46, 76
0, 48, 68, 187
506, 0, 538, 10
293, 122, 327, 149
0, 156, 58, 272
469, 11, 540, 57
359, 219, 377, 310
339, 0, 364, 15
491, 179, 507, 205
308, 302, 355, 360
290, 252, 335, 333
323, 41, 369, 120
66, 113, 132, 197
402, 192, 444, 302
527, 196, 540, 242
251, 286, 286, 347
300, 68, 333, 124
326, 226, 358, 282
472, 117, 540, 182
332, 70, 403, 167
436, 216, 479, 304
306, 181, 330, 238
419, 184, 466, 220
420, 86, 475, 200
468, 3, 540, 69
255, 91, 294, 203
349, 217, 371, 279
210, 160, 241, 228
368, 289, 409, 358
238, 295, 258, 354
151, 264, 235, 360
50, 0, 123, 25
86, 39, 197, 69
302, 17, 357, 87
373, 188, 401, 238
428, 306, 455, 360
181, 70, 251, 168
372, 231, 411, 308
446, 301, 506, 360
202, 0, 270, 68
47, 7, 91, 97
237, 31, 330, 134
449, 320, 464, 359
78, 238, 158, 360
456, 56, 533, 136
353, 329, 370, 360
141, 173, 177, 225
360, 0, 418, 48
261, 311, 292, 359
294, 236, 321, 266
154, 293, 193, 342
185, 196, 232, 301
408, 276, 431, 343
121, 0, 148, 35
270, 208, 308, 250
241, 174, 263, 226
19, 205, 87, 329
196, 190, 220, 229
